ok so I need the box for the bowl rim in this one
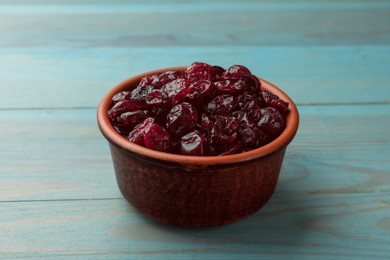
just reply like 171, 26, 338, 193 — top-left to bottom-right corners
97, 66, 299, 166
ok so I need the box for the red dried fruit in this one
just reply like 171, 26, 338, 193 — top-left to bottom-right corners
260, 90, 289, 115
258, 107, 285, 137
180, 131, 205, 156
205, 95, 236, 116
108, 62, 289, 156
119, 110, 149, 127
166, 102, 198, 136
152, 70, 184, 89
186, 80, 216, 104
185, 62, 212, 82
128, 117, 155, 145
162, 78, 188, 106
222, 65, 252, 79
143, 123, 172, 152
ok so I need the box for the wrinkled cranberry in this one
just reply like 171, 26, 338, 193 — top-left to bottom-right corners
186, 62, 213, 82
112, 91, 132, 103
260, 90, 289, 115
108, 100, 144, 123
186, 80, 216, 105
258, 107, 285, 137
223, 65, 252, 79
108, 62, 289, 156
201, 113, 213, 131
131, 85, 153, 103
145, 89, 168, 106
152, 70, 184, 89
211, 66, 225, 80
143, 123, 172, 152
119, 110, 149, 127
210, 116, 240, 145
162, 78, 188, 105
236, 94, 261, 111
180, 131, 205, 156
138, 75, 158, 87
205, 95, 235, 116
166, 102, 198, 136
128, 117, 155, 145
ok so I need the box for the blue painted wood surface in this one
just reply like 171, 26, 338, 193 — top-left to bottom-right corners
0, 1, 389, 258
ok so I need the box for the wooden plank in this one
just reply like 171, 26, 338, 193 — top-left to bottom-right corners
0, 1, 389, 47
0, 192, 389, 258
0, 46, 389, 109
0, 105, 389, 201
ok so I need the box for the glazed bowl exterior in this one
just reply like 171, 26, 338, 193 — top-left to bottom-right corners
97, 66, 299, 226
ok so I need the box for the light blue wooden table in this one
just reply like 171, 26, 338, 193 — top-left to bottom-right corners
1, 1, 389, 259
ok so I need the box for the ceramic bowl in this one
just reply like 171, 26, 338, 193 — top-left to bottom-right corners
97, 66, 299, 226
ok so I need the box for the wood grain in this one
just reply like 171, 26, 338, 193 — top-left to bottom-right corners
0, 193, 389, 258
0, 105, 388, 201
0, 1, 389, 47
0, 46, 389, 109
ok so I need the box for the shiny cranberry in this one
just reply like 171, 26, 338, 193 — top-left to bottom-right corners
185, 62, 213, 82
128, 117, 155, 145
108, 100, 144, 123
145, 89, 168, 106
166, 102, 198, 136
186, 80, 216, 104
112, 91, 132, 103
180, 131, 205, 156
260, 90, 289, 115
138, 75, 158, 87
143, 123, 172, 152
219, 142, 243, 156
119, 110, 149, 127
222, 65, 252, 79
205, 95, 235, 116
210, 116, 240, 145
211, 66, 225, 80
258, 107, 285, 137
152, 70, 184, 89
162, 78, 188, 105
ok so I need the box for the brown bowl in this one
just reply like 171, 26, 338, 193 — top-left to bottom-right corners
97, 66, 299, 226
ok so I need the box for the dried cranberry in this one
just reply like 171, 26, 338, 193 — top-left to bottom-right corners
138, 75, 158, 87
145, 89, 168, 106
258, 107, 285, 137
211, 66, 225, 80
205, 95, 235, 116
143, 123, 172, 152
186, 80, 215, 104
152, 70, 183, 89
180, 131, 205, 156
210, 116, 240, 145
222, 65, 252, 79
112, 91, 132, 103
186, 62, 213, 82
260, 90, 289, 115
162, 78, 188, 106
108, 100, 144, 123
166, 102, 198, 136
131, 85, 153, 103
119, 110, 149, 127
128, 117, 155, 145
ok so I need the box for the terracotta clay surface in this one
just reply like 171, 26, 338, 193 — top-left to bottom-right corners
97, 66, 299, 226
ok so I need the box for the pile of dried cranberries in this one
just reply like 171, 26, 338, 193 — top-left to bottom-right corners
108, 62, 289, 156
